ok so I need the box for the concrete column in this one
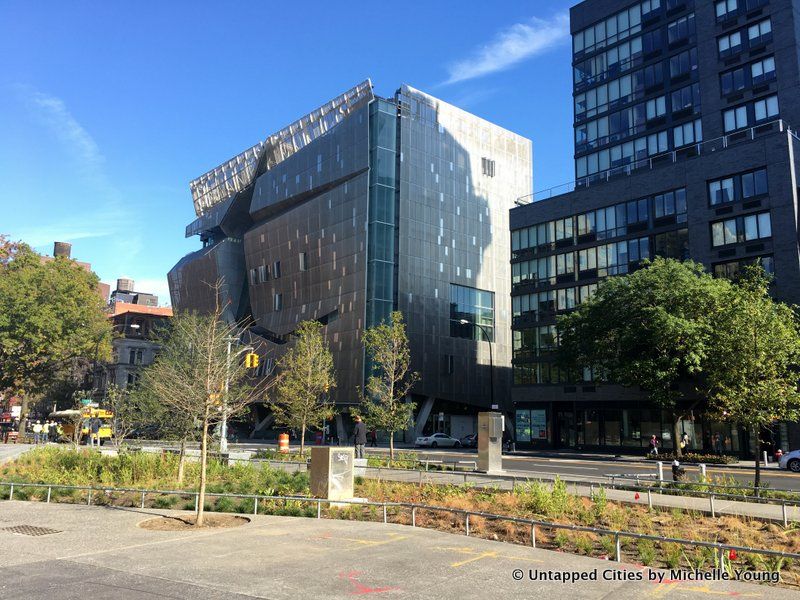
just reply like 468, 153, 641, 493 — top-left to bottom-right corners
412, 397, 436, 440
335, 414, 346, 446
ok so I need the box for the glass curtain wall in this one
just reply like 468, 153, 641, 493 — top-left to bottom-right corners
366, 99, 399, 327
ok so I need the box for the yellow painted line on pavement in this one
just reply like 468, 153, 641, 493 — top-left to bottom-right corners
339, 532, 410, 547
450, 550, 498, 568
435, 545, 543, 568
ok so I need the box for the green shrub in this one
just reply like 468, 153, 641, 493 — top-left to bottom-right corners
553, 530, 569, 548
663, 542, 682, 569
637, 539, 656, 565
214, 496, 235, 513
153, 495, 178, 508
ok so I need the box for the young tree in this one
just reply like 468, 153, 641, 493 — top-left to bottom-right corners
705, 265, 800, 491
0, 240, 112, 436
558, 258, 729, 456
270, 320, 336, 454
361, 311, 419, 462
139, 300, 271, 526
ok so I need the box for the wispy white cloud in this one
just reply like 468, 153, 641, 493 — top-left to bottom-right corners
11, 86, 134, 248
444, 13, 569, 85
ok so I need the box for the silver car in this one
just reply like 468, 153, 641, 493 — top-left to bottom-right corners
414, 432, 461, 448
779, 449, 800, 472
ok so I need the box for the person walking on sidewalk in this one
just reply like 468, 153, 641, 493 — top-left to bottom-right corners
32, 421, 42, 445
648, 434, 659, 456
352, 416, 367, 459
369, 429, 378, 447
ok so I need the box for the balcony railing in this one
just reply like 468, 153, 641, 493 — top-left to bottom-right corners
517, 118, 790, 206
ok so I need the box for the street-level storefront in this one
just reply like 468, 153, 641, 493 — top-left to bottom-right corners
512, 401, 790, 458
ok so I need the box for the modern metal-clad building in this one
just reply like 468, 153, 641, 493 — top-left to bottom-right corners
510, 0, 800, 456
169, 80, 532, 439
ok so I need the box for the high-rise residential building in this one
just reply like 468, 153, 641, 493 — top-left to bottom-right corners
510, 0, 800, 456
169, 81, 532, 440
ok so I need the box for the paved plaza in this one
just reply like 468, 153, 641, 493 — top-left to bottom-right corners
0, 501, 792, 599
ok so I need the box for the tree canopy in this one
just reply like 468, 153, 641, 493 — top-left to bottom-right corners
271, 320, 336, 454
361, 311, 418, 461
0, 239, 112, 432
557, 258, 730, 455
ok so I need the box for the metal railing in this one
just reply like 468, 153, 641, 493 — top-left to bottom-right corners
2, 480, 797, 569
517, 118, 790, 205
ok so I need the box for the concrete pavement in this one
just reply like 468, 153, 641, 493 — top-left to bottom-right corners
0, 443, 32, 464
0, 501, 792, 599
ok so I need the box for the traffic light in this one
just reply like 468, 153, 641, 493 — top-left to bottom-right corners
245, 353, 259, 369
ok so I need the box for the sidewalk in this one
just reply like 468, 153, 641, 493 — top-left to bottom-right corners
0, 501, 790, 599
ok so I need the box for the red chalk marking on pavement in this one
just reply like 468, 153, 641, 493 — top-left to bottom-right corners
338, 570, 400, 595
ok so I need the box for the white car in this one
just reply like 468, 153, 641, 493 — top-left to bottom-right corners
414, 433, 461, 448
779, 449, 800, 472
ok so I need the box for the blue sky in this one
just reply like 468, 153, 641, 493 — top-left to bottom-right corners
0, 0, 576, 304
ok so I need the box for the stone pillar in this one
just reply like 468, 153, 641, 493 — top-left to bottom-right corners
477, 411, 504, 474
310, 447, 354, 500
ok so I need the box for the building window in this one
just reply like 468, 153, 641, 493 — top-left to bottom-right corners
273, 293, 282, 311
669, 48, 698, 78
126, 373, 140, 386
481, 157, 495, 177
654, 228, 689, 259
711, 211, 772, 247
754, 95, 779, 122
748, 19, 772, 46
554, 217, 574, 242
720, 67, 746, 96
718, 31, 742, 58
710, 167, 769, 205
272, 261, 281, 279
723, 105, 748, 132
670, 83, 700, 113
751, 56, 776, 85
667, 13, 695, 45
654, 188, 687, 220
673, 119, 702, 147
258, 264, 268, 283
441, 354, 454, 375
450, 284, 494, 342
646, 96, 666, 120
249, 268, 258, 285
715, 0, 737, 20
714, 255, 774, 279
299, 252, 308, 272
128, 349, 143, 365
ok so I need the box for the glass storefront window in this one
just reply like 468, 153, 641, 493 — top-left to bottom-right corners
516, 410, 532, 443
604, 409, 621, 446
584, 410, 601, 445
621, 409, 641, 446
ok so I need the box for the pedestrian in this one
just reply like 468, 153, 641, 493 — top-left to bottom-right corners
32, 421, 42, 445
680, 431, 690, 451
713, 433, 723, 455
648, 434, 659, 456
41, 420, 49, 444
49, 421, 58, 443
352, 416, 367, 459
90, 417, 101, 447
672, 459, 685, 482
369, 429, 377, 447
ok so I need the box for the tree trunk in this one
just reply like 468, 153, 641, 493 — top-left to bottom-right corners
673, 413, 682, 458
177, 438, 186, 485
389, 432, 394, 463
196, 418, 209, 527
300, 424, 306, 457
753, 426, 762, 497
18, 394, 29, 437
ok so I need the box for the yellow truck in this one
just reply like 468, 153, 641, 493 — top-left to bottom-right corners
48, 407, 114, 445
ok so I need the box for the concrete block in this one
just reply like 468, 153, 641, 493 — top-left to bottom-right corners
310, 447, 354, 500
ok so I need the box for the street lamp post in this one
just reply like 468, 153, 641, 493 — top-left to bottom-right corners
459, 319, 494, 410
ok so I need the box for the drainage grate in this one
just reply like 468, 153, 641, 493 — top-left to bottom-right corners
0, 525, 62, 537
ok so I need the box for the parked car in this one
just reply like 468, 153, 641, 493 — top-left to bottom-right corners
460, 433, 478, 448
779, 449, 800, 472
414, 432, 461, 448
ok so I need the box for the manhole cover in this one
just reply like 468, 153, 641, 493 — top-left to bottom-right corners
0, 525, 62, 536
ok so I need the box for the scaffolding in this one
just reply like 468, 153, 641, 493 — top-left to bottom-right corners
189, 79, 374, 216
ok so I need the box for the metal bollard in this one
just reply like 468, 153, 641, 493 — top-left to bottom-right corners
590, 483, 594, 500
253, 497, 258, 515
412, 507, 416, 527
699, 463, 707, 479
614, 534, 622, 562
87, 490, 92, 506
531, 524, 536, 548
783, 503, 788, 527
140, 491, 146, 509
46, 487, 51, 503
195, 494, 199, 512
657, 461, 664, 488
710, 494, 715, 518
383, 504, 387, 524
464, 473, 468, 485
418, 470, 422, 485
647, 489, 652, 509
317, 501, 322, 519
9, 484, 13, 501
465, 514, 470, 536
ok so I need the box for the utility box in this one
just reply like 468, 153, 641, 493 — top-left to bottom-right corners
310, 446, 354, 500
477, 411, 504, 474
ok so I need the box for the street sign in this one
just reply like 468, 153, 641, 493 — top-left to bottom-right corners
80, 398, 92, 406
